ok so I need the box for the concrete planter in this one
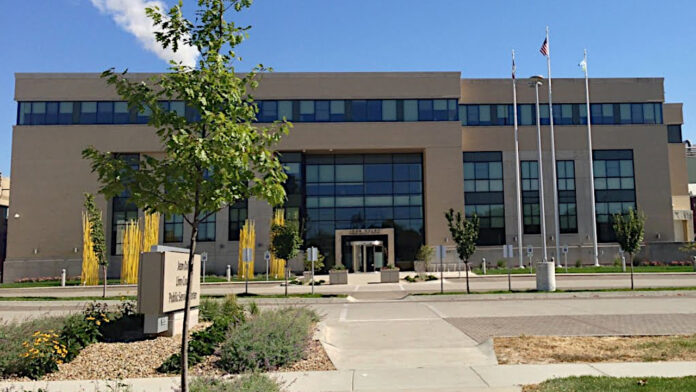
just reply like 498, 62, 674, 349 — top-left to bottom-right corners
413, 261, 426, 274
329, 269, 348, 285
380, 268, 400, 283
535, 261, 556, 292
303, 271, 313, 283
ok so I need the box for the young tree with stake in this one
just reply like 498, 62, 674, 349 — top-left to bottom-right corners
83, 193, 108, 297
82, 1, 290, 390
445, 208, 479, 294
612, 208, 645, 290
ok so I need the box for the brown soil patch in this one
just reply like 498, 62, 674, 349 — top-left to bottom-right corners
495, 334, 696, 364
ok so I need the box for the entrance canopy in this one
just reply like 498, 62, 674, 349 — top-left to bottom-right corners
334, 228, 395, 270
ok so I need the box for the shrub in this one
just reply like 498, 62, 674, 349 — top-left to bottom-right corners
496, 260, 506, 268
575, 259, 582, 268
0, 317, 68, 378
303, 251, 325, 272
218, 307, 318, 373
158, 295, 247, 373
190, 374, 282, 392
18, 330, 68, 379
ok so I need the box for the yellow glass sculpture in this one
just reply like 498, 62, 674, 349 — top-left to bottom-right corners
120, 220, 142, 284
269, 209, 286, 279
237, 219, 256, 279
81, 212, 99, 285
142, 212, 160, 253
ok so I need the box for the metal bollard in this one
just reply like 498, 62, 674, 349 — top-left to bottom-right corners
226, 265, 231, 282
482, 258, 487, 275
61, 269, 66, 287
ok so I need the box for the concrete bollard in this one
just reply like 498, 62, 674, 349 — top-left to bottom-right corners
226, 265, 231, 282
482, 258, 487, 275
61, 269, 66, 287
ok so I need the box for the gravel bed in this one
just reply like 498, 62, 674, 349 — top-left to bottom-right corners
12, 323, 335, 381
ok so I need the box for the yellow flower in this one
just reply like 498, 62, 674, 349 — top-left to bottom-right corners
95, 320, 101, 326
86, 316, 95, 321
56, 360, 63, 364
32, 331, 40, 336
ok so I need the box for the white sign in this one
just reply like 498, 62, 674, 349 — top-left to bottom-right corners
201, 252, 208, 263
503, 244, 514, 258
264, 250, 271, 261
562, 245, 569, 254
307, 247, 319, 262
436, 245, 446, 260
526, 245, 533, 256
242, 248, 253, 262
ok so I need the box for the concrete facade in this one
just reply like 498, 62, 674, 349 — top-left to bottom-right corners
3, 72, 691, 281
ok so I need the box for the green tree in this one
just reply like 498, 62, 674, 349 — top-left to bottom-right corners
612, 208, 646, 290
83, 193, 108, 297
270, 223, 303, 263
445, 208, 480, 294
82, 1, 290, 390
415, 244, 434, 271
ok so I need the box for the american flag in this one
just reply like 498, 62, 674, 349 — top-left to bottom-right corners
540, 38, 549, 56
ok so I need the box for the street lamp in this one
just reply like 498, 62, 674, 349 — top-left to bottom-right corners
529, 76, 548, 264
528, 75, 556, 292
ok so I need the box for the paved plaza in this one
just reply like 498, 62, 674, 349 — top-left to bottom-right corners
2, 283, 696, 390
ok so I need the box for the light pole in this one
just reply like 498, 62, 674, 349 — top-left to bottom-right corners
530, 75, 556, 292
530, 76, 548, 264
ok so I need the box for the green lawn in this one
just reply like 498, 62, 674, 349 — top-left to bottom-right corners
414, 286, 696, 296
525, 376, 696, 392
201, 275, 286, 283
473, 265, 694, 275
0, 279, 122, 288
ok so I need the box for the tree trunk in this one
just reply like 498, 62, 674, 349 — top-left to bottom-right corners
102, 265, 107, 298
180, 225, 198, 392
629, 252, 634, 290
465, 260, 470, 294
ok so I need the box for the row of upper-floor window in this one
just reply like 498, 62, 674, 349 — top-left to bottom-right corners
17, 100, 665, 127
16, 99, 459, 125
17, 101, 202, 126
460, 102, 663, 126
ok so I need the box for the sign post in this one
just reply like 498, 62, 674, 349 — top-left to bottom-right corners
562, 244, 569, 273
264, 251, 271, 281
503, 244, 514, 291
307, 247, 318, 294
526, 245, 534, 274
619, 248, 626, 272
201, 252, 208, 283
437, 245, 445, 294
242, 248, 252, 295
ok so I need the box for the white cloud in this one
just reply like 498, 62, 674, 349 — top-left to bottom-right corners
91, 0, 199, 67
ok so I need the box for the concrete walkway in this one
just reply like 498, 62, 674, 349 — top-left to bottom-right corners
2, 362, 696, 391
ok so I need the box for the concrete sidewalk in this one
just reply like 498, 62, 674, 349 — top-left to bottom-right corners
2, 362, 695, 391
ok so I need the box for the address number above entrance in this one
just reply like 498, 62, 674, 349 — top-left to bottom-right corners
348, 228, 383, 235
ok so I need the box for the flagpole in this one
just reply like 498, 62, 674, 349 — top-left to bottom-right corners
582, 49, 600, 266
545, 26, 562, 267
512, 50, 524, 269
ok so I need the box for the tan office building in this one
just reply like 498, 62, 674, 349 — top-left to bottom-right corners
3, 72, 691, 281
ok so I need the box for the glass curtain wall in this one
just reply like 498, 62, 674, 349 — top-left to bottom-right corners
593, 150, 636, 242
297, 153, 424, 267
463, 152, 505, 245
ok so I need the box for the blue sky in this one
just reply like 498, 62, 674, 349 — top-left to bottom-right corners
1, 0, 695, 176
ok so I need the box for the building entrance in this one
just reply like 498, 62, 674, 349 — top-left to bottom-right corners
351, 239, 384, 272
335, 228, 395, 271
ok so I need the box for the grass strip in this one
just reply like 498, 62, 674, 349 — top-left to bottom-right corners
524, 376, 696, 392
